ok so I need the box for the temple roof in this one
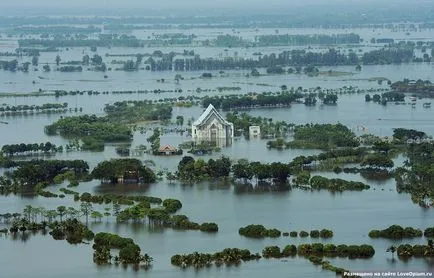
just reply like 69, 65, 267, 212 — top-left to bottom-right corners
158, 145, 177, 152
193, 104, 232, 127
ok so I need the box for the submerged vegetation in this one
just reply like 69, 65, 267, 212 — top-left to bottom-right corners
1, 12, 434, 278
369, 225, 423, 239
238, 225, 333, 239
239, 225, 281, 238
44, 114, 133, 142
93, 232, 153, 267
288, 123, 359, 149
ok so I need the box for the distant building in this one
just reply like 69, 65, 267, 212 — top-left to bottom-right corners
192, 104, 234, 146
116, 170, 140, 184
158, 145, 179, 156
249, 126, 261, 138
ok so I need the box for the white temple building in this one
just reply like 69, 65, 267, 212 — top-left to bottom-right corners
191, 104, 234, 146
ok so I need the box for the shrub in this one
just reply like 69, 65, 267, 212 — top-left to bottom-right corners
424, 227, 434, 237
299, 231, 309, 237
239, 224, 280, 238
413, 245, 427, 257
200, 222, 219, 233
368, 230, 380, 238
262, 246, 281, 258
319, 229, 333, 238
336, 244, 348, 257
282, 245, 297, 257
369, 225, 423, 239
267, 228, 282, 238
324, 244, 337, 254
298, 244, 312, 256
239, 224, 268, 238
397, 244, 413, 257
308, 255, 323, 265
311, 243, 324, 254
162, 199, 182, 213
310, 230, 320, 238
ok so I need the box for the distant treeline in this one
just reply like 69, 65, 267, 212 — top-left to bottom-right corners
10, 26, 101, 35
0, 103, 67, 112
18, 34, 143, 48
159, 48, 414, 71
391, 79, 434, 95
202, 92, 304, 111
255, 34, 361, 46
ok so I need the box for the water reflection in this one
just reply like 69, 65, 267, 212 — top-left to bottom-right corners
93, 183, 152, 195
234, 183, 291, 194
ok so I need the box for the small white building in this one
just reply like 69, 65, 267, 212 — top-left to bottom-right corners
249, 126, 261, 138
192, 104, 234, 146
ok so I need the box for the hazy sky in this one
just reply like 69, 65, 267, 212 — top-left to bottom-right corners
1, 0, 433, 16
0, 0, 423, 8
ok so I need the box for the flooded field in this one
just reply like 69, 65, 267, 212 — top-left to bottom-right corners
0, 24, 434, 278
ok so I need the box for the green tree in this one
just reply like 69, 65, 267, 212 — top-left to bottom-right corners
91, 211, 103, 222
57, 206, 67, 222
55, 55, 61, 66
147, 128, 161, 155
112, 203, 121, 217
22, 62, 30, 72
82, 55, 90, 66
166, 172, 176, 184
80, 202, 93, 226
361, 154, 394, 169
91, 54, 103, 65
103, 207, 111, 222
32, 56, 39, 66
176, 116, 184, 126
386, 245, 397, 259
232, 159, 253, 183
67, 207, 78, 220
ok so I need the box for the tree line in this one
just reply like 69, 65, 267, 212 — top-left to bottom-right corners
1, 142, 61, 156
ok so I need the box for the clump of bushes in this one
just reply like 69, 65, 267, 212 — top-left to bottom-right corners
424, 227, 434, 237
171, 248, 261, 268
369, 225, 423, 239
310, 230, 320, 238
299, 231, 309, 237
397, 241, 434, 258
92, 232, 153, 266
49, 219, 94, 244
297, 243, 375, 258
200, 222, 219, 233
319, 229, 333, 238
238, 224, 281, 238
169, 215, 219, 233
162, 198, 182, 213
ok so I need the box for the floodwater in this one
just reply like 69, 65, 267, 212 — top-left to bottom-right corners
0, 27, 434, 278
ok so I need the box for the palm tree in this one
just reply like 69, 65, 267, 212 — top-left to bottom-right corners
386, 245, 397, 259
11, 213, 21, 222
23, 205, 32, 222
57, 206, 67, 222
104, 207, 111, 222
67, 207, 78, 220
140, 253, 153, 268
426, 239, 434, 256
112, 203, 120, 217
38, 207, 46, 222
80, 202, 93, 226
31, 207, 40, 223
45, 210, 57, 223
